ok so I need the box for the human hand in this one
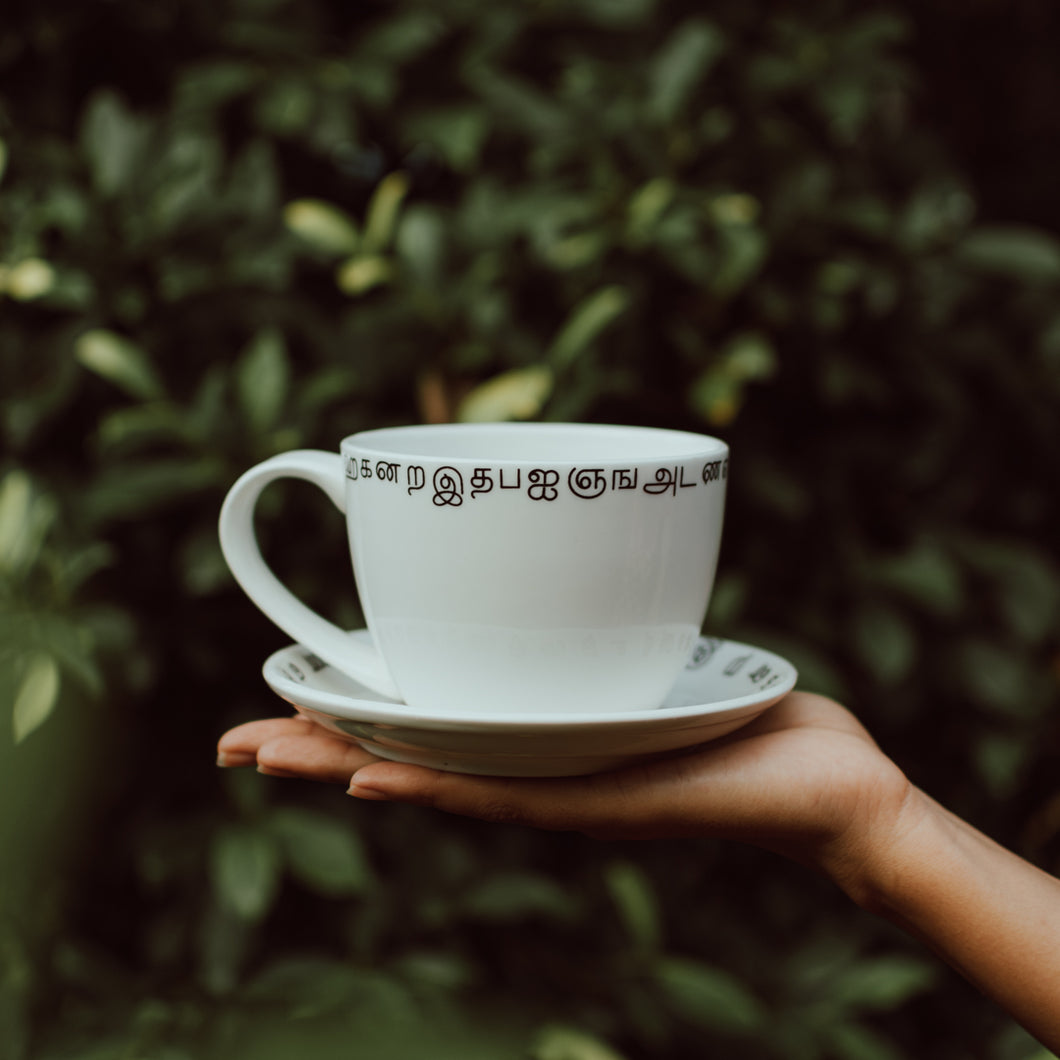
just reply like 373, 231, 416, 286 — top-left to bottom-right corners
217, 692, 922, 896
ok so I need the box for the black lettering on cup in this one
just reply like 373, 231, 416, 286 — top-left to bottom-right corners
432, 466, 464, 507
470, 468, 494, 498
528, 469, 559, 501
568, 467, 606, 499
407, 465, 426, 494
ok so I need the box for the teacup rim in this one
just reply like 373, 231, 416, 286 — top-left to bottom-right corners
341, 422, 729, 466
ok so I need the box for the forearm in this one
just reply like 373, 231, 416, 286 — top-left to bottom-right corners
838, 789, 1060, 1051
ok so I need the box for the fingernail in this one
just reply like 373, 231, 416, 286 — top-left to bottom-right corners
347, 779, 390, 801
256, 764, 299, 778
217, 752, 256, 768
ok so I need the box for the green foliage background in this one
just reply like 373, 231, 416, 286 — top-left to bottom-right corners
2, 1, 1059, 1057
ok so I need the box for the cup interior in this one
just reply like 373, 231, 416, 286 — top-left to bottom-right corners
345, 423, 726, 464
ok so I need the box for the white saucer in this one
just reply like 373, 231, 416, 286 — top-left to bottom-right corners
262, 631, 797, 777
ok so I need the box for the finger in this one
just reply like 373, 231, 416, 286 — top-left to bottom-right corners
346, 758, 702, 838
217, 717, 315, 764
256, 730, 383, 784
217, 717, 382, 783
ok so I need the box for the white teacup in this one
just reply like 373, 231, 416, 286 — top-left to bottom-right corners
219, 423, 728, 715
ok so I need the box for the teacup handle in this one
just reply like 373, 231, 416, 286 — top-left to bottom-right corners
218, 450, 401, 700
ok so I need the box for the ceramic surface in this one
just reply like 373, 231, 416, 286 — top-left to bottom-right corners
220, 423, 728, 714
262, 631, 797, 777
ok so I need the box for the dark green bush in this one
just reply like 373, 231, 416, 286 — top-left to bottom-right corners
2, 1, 1059, 1057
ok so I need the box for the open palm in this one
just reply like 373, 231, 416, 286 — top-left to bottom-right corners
218, 692, 915, 885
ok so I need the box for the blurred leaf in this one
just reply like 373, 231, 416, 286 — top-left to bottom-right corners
98, 402, 189, 452
725, 332, 776, 380
4, 259, 57, 301
283, 199, 360, 255
80, 89, 148, 196
710, 224, 769, 296
973, 730, 1032, 799
396, 205, 447, 286
952, 640, 1049, 719
84, 459, 224, 523
0, 471, 56, 576
956, 226, 1060, 282
548, 286, 630, 370
958, 538, 1060, 643
180, 527, 231, 596
243, 957, 409, 1019
0, 607, 102, 696
466, 67, 570, 138
236, 328, 290, 435
852, 603, 916, 684
269, 807, 372, 897
649, 19, 726, 122
829, 956, 938, 1012
626, 178, 675, 245
405, 106, 490, 172
654, 957, 765, 1033
459, 871, 576, 923
12, 653, 60, 744
75, 330, 163, 401
826, 1021, 905, 1060
336, 255, 394, 295
363, 171, 411, 253
604, 860, 661, 952
209, 825, 282, 921
689, 366, 742, 428
532, 1024, 629, 1060
391, 950, 476, 991
870, 539, 964, 618
457, 365, 553, 423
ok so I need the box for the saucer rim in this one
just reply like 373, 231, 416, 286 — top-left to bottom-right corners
262, 632, 797, 734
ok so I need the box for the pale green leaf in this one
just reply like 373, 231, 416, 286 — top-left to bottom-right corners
830, 956, 938, 1012
75, 329, 163, 400
649, 19, 726, 121
711, 224, 768, 296
532, 1024, 630, 1060
604, 860, 661, 951
362, 171, 410, 253
958, 538, 1060, 643
283, 198, 360, 255
957, 226, 1060, 282
974, 732, 1030, 799
725, 331, 776, 381
626, 178, 675, 243
236, 327, 290, 434
548, 286, 630, 370
270, 807, 372, 897
0, 471, 56, 575
852, 603, 915, 684
826, 1022, 905, 1060
396, 204, 447, 285
336, 255, 393, 295
871, 539, 964, 617
13, 653, 61, 743
457, 365, 553, 423
654, 956, 765, 1033
209, 824, 282, 920
80, 89, 149, 196
460, 871, 576, 922
688, 366, 742, 428
953, 640, 1047, 719
4, 259, 56, 301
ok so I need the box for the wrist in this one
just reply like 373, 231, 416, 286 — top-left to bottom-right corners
820, 781, 940, 914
